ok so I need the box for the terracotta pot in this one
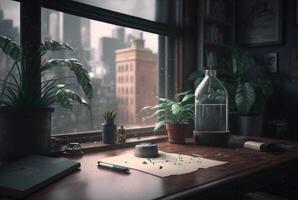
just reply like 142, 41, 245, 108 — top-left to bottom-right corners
0, 107, 54, 161
166, 124, 187, 144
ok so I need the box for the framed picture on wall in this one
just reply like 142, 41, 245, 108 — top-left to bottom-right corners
264, 52, 278, 73
238, 0, 282, 46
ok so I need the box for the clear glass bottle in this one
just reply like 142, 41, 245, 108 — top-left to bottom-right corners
193, 69, 229, 145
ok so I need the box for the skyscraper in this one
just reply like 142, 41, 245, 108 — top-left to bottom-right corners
99, 37, 125, 86
115, 39, 158, 126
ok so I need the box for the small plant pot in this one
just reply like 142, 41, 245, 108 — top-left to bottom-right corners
102, 123, 117, 144
238, 114, 263, 137
166, 124, 186, 144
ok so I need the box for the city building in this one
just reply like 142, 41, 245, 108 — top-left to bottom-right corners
115, 38, 158, 126
99, 27, 126, 84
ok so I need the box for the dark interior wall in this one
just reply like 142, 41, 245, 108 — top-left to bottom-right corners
237, 0, 298, 139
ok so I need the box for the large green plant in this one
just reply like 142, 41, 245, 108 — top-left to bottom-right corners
142, 90, 194, 130
0, 35, 93, 109
189, 47, 273, 115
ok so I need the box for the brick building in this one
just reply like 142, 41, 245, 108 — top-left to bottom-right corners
115, 39, 158, 127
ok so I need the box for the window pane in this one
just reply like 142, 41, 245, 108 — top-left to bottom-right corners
0, 0, 20, 80
41, 8, 160, 134
72, 0, 170, 23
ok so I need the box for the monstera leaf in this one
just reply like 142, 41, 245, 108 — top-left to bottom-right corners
0, 36, 22, 61
0, 35, 93, 108
40, 40, 73, 56
55, 88, 88, 109
41, 58, 93, 99
235, 82, 256, 115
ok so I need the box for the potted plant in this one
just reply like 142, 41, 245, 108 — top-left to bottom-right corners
0, 36, 93, 160
228, 48, 273, 136
102, 111, 117, 144
142, 90, 194, 144
189, 47, 273, 136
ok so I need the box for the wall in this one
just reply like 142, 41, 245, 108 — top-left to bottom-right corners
237, 0, 298, 140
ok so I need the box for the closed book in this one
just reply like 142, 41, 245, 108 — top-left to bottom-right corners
0, 155, 80, 199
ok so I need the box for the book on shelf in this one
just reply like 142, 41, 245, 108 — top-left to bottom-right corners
205, 0, 228, 20
205, 24, 224, 44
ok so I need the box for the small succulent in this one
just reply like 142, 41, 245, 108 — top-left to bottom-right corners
103, 111, 117, 124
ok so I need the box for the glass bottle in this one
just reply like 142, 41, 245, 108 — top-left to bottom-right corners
117, 125, 126, 144
193, 69, 229, 145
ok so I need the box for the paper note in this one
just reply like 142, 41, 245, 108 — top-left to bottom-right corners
99, 151, 227, 177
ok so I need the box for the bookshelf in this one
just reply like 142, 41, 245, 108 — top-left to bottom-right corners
198, 0, 235, 68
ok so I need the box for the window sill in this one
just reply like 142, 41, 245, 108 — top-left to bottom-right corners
50, 134, 168, 156
52, 127, 164, 143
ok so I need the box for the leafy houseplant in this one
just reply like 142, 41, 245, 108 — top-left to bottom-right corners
142, 90, 194, 144
228, 48, 273, 136
189, 47, 273, 136
102, 111, 117, 144
0, 35, 93, 160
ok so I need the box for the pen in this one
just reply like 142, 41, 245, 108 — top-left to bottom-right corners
97, 161, 130, 173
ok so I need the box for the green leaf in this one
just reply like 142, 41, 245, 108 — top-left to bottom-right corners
55, 88, 89, 109
181, 94, 194, 103
235, 82, 256, 115
141, 105, 154, 112
40, 41, 73, 55
171, 103, 181, 115
41, 58, 93, 99
154, 120, 170, 131
176, 90, 191, 97
159, 97, 175, 105
41, 83, 67, 106
143, 109, 166, 121
103, 110, 117, 121
189, 69, 205, 81
0, 35, 22, 61
152, 103, 167, 110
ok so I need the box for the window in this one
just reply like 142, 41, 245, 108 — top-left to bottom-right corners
0, 0, 20, 80
40, 7, 162, 134
72, 0, 170, 23
3, 0, 177, 137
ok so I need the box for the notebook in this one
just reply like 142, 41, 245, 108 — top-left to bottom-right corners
0, 155, 80, 199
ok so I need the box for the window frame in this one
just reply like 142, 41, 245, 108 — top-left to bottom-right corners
10, 0, 179, 139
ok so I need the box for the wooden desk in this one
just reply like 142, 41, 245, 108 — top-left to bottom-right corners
26, 138, 298, 200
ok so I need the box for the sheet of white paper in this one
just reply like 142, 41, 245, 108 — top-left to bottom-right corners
99, 151, 227, 177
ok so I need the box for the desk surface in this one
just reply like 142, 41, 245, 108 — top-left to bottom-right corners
26, 138, 298, 200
